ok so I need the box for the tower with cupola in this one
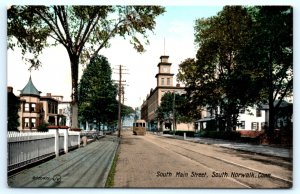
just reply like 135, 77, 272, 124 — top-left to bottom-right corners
155, 56, 174, 87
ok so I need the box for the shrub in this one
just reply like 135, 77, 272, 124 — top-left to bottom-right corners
38, 122, 49, 132
197, 130, 241, 141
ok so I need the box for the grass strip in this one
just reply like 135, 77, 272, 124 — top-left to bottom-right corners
105, 147, 119, 187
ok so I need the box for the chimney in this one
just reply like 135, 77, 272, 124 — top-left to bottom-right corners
7, 86, 13, 93
46, 93, 51, 97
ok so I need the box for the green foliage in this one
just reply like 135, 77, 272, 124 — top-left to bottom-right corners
156, 92, 193, 125
178, 6, 293, 133
7, 91, 20, 131
105, 150, 119, 187
237, 6, 293, 133
8, 5, 165, 128
198, 130, 241, 141
79, 55, 118, 127
179, 6, 255, 131
121, 104, 135, 118
37, 121, 49, 132
8, 5, 165, 68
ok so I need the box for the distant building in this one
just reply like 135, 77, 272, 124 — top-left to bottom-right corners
51, 95, 72, 127
14, 76, 67, 131
195, 100, 293, 132
122, 113, 135, 128
141, 55, 194, 132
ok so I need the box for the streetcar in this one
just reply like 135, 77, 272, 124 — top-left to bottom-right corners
133, 119, 147, 135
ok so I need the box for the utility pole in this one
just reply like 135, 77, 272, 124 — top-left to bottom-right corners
173, 91, 176, 134
114, 65, 128, 138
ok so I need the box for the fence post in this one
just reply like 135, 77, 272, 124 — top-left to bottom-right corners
59, 128, 69, 154
184, 132, 186, 140
78, 132, 81, 148
49, 129, 59, 157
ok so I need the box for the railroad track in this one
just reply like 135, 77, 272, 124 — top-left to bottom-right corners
146, 135, 292, 188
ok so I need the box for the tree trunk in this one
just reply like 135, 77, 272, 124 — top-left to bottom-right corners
268, 89, 275, 140
70, 54, 79, 129
267, 58, 275, 143
71, 103, 78, 128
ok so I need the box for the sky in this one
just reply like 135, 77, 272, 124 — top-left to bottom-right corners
6, 6, 223, 109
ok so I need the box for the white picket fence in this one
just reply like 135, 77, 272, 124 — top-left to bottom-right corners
8, 130, 81, 172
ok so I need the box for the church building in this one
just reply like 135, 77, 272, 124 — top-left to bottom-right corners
141, 55, 194, 132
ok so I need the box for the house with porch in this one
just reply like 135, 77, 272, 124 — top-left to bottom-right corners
195, 100, 293, 133
12, 76, 66, 131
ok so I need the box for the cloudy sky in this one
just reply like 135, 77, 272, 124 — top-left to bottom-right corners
6, 5, 223, 109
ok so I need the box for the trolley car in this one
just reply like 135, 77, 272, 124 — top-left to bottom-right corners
133, 119, 147, 135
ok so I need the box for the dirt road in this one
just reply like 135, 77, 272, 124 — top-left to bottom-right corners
113, 131, 292, 188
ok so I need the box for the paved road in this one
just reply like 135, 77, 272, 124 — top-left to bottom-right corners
114, 131, 292, 188
8, 135, 119, 188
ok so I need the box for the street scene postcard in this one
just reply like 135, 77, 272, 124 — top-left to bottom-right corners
7, 5, 293, 189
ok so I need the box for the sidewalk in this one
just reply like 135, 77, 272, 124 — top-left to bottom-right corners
160, 133, 292, 159
8, 135, 119, 188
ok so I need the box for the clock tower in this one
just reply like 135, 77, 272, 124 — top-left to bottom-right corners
155, 55, 174, 87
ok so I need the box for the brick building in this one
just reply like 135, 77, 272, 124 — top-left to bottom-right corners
11, 76, 67, 131
141, 55, 194, 132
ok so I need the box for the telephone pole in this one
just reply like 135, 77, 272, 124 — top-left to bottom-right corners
114, 65, 128, 137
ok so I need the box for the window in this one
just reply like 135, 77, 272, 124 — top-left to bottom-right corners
30, 103, 36, 112
256, 109, 261, 117
251, 122, 259, 130
24, 103, 36, 112
48, 102, 57, 114
23, 118, 37, 129
54, 104, 57, 114
31, 118, 36, 128
24, 118, 30, 128
167, 78, 170, 85
240, 121, 245, 129
25, 103, 30, 112
161, 78, 164, 86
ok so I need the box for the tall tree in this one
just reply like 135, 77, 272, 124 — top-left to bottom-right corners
179, 6, 256, 131
7, 89, 20, 131
121, 104, 135, 118
78, 55, 118, 130
237, 6, 293, 136
155, 92, 191, 130
8, 5, 165, 128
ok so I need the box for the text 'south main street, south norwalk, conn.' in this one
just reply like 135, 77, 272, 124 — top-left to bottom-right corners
156, 171, 271, 178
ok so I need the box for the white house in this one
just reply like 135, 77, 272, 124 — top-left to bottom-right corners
236, 106, 267, 131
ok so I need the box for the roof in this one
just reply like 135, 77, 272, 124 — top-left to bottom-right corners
20, 76, 41, 97
260, 100, 291, 109
196, 117, 215, 122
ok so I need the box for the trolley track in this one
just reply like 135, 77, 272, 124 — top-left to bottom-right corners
145, 134, 292, 188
